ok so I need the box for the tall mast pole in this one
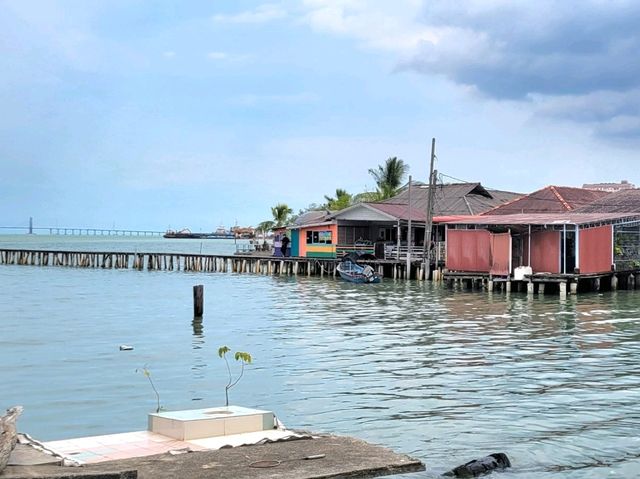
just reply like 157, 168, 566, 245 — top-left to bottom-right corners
423, 138, 436, 274
406, 175, 412, 275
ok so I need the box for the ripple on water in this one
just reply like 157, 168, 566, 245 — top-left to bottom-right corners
1, 259, 640, 478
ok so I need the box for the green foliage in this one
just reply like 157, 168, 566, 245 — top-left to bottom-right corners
136, 365, 162, 413
353, 190, 383, 203
271, 203, 293, 227
324, 188, 353, 211
256, 220, 275, 233
368, 157, 409, 200
218, 345, 253, 407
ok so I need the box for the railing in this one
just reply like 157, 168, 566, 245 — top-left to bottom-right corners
384, 245, 426, 260
384, 242, 446, 262
335, 244, 375, 257
235, 242, 272, 254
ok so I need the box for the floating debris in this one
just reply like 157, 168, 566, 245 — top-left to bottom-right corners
443, 453, 511, 478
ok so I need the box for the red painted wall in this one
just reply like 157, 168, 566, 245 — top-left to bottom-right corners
490, 233, 511, 275
530, 231, 560, 273
446, 229, 492, 272
580, 225, 612, 274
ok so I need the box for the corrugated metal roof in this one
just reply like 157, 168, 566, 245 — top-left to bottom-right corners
293, 210, 332, 226
484, 185, 608, 215
573, 188, 640, 213
378, 182, 522, 217
441, 212, 639, 226
368, 203, 428, 222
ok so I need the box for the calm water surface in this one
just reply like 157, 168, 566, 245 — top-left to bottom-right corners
1, 236, 639, 478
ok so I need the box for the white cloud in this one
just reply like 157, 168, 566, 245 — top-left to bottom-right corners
163, 50, 176, 58
298, 0, 640, 141
212, 4, 287, 24
207, 51, 227, 60
205, 51, 251, 63
301, 0, 438, 53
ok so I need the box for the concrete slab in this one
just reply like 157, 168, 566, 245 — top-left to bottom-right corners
1, 434, 425, 479
7, 444, 62, 467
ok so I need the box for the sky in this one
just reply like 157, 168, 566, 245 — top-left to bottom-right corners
2, 0, 640, 231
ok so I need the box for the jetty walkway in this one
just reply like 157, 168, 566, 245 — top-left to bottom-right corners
2, 434, 424, 479
0, 248, 429, 280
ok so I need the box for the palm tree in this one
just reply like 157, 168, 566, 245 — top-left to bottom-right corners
368, 157, 409, 200
257, 220, 274, 234
271, 203, 293, 227
324, 188, 353, 211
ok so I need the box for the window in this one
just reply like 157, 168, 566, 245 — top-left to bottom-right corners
306, 230, 332, 244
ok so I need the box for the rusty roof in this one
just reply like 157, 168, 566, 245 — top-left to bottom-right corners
573, 188, 640, 214
441, 212, 640, 226
483, 185, 608, 215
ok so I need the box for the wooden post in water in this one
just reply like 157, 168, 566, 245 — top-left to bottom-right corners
193, 285, 204, 318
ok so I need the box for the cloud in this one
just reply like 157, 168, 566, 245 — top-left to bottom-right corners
212, 4, 287, 24
231, 92, 319, 107
205, 51, 250, 63
300, 0, 640, 140
207, 51, 227, 60
402, 1, 640, 99
302, 0, 437, 52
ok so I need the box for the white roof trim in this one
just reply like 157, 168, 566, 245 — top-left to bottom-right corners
332, 203, 399, 221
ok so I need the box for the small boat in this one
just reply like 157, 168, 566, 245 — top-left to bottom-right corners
336, 254, 381, 283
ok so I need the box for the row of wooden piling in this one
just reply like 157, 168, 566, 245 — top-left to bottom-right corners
444, 271, 640, 296
0, 249, 445, 281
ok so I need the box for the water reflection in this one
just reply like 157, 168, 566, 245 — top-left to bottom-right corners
190, 317, 206, 401
191, 317, 204, 337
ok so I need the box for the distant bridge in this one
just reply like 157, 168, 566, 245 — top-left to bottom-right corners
0, 225, 164, 236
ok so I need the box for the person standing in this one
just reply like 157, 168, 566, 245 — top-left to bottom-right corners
281, 233, 290, 257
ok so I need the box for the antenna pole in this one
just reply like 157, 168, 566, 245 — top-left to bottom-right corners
423, 138, 436, 275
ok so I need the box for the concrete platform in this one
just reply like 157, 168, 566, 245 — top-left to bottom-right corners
7, 443, 62, 467
148, 406, 274, 440
1, 434, 425, 479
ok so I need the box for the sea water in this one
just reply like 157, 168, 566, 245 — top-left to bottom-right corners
1, 235, 639, 478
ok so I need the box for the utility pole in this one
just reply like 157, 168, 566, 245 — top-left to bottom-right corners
406, 175, 412, 275
423, 138, 436, 276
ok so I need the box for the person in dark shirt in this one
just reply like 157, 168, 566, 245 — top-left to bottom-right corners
281, 234, 290, 257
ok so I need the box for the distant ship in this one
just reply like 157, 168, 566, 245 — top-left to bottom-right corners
163, 227, 235, 239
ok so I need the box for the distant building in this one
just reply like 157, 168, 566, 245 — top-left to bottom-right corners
582, 180, 635, 192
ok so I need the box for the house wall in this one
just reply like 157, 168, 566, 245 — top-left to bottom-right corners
299, 224, 338, 258
530, 231, 560, 273
446, 229, 492, 272
579, 225, 613, 274
490, 232, 511, 275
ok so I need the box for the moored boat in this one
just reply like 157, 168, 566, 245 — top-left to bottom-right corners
336, 255, 381, 283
